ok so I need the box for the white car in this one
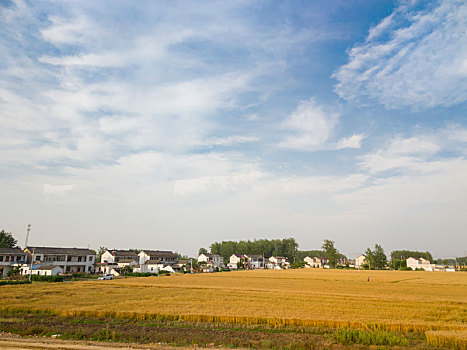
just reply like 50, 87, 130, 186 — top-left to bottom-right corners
98, 273, 114, 280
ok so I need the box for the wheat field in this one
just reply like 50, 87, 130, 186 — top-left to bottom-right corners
1, 269, 466, 345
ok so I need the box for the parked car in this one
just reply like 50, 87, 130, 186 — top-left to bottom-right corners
98, 273, 114, 280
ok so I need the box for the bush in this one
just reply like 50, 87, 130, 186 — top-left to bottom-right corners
31, 275, 64, 283
398, 267, 412, 271
124, 272, 156, 277
0, 280, 31, 286
334, 329, 408, 346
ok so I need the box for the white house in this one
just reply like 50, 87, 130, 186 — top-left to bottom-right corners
101, 250, 138, 264
198, 253, 224, 268
304, 256, 327, 268
406, 257, 435, 271
0, 247, 27, 277
25, 247, 95, 273
34, 265, 63, 276
268, 256, 288, 269
134, 261, 161, 274
245, 255, 264, 269
138, 250, 178, 266
355, 254, 367, 269
228, 254, 244, 269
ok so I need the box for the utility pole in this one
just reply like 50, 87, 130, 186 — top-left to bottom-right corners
24, 224, 31, 248
28, 247, 35, 282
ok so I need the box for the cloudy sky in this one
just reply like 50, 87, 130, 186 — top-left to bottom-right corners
1, 0, 466, 258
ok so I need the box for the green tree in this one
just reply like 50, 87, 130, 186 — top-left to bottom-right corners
321, 239, 339, 268
365, 244, 387, 269
121, 265, 133, 275
0, 230, 17, 248
96, 247, 107, 263
198, 247, 208, 256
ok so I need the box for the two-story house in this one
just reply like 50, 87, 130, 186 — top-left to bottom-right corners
198, 253, 224, 268
138, 250, 179, 266
0, 247, 27, 277
24, 247, 95, 273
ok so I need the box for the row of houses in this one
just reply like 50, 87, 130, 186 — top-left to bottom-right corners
2, 246, 458, 278
354, 254, 456, 271
0, 246, 182, 277
0, 246, 95, 277
198, 253, 291, 270
98, 249, 182, 275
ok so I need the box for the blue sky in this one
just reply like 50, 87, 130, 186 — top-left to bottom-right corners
1, 0, 466, 258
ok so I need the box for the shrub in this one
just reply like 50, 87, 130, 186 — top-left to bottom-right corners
124, 272, 156, 277
31, 275, 64, 283
333, 328, 409, 346
0, 280, 31, 286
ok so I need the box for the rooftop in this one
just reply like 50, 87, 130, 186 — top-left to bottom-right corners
26, 246, 95, 256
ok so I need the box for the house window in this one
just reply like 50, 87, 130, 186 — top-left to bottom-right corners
0, 256, 3, 262
88, 256, 93, 262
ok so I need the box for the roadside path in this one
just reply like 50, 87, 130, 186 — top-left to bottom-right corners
0, 334, 198, 350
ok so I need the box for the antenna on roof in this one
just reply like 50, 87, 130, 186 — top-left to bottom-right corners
25, 224, 31, 248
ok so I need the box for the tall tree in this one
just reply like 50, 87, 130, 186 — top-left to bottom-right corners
96, 247, 107, 263
0, 230, 17, 248
198, 247, 208, 256
321, 239, 339, 268
365, 244, 387, 269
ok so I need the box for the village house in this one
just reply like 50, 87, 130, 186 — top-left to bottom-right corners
138, 250, 179, 266
304, 256, 327, 268
245, 255, 264, 269
197, 253, 224, 268
0, 247, 27, 277
406, 257, 435, 271
24, 247, 95, 273
228, 254, 245, 269
355, 254, 367, 269
267, 256, 288, 269
22, 265, 64, 276
98, 249, 139, 274
101, 249, 138, 264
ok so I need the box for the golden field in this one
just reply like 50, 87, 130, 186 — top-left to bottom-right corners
1, 269, 466, 334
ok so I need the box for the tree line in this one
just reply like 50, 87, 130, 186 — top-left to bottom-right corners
1, 228, 465, 269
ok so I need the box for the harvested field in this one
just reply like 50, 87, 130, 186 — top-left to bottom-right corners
1, 269, 466, 348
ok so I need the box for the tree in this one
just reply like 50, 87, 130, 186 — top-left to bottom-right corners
321, 239, 339, 268
365, 244, 387, 269
96, 247, 107, 263
121, 265, 133, 275
198, 247, 208, 256
0, 230, 17, 248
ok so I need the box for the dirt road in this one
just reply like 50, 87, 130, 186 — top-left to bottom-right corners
0, 334, 196, 350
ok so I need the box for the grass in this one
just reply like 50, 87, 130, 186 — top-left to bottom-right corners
0, 269, 466, 348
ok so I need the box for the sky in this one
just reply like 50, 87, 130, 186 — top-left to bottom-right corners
1, 0, 466, 259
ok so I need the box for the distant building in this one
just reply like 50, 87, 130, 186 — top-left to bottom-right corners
304, 256, 327, 268
406, 257, 435, 271
0, 247, 27, 277
228, 254, 245, 269
198, 253, 224, 268
245, 255, 264, 269
22, 265, 63, 276
24, 247, 95, 273
268, 256, 288, 269
101, 250, 138, 264
138, 250, 178, 266
355, 254, 367, 269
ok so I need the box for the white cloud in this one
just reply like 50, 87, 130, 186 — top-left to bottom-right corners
333, 0, 467, 108
254, 174, 368, 195
200, 135, 259, 147
359, 128, 467, 174
278, 99, 339, 150
336, 134, 364, 149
